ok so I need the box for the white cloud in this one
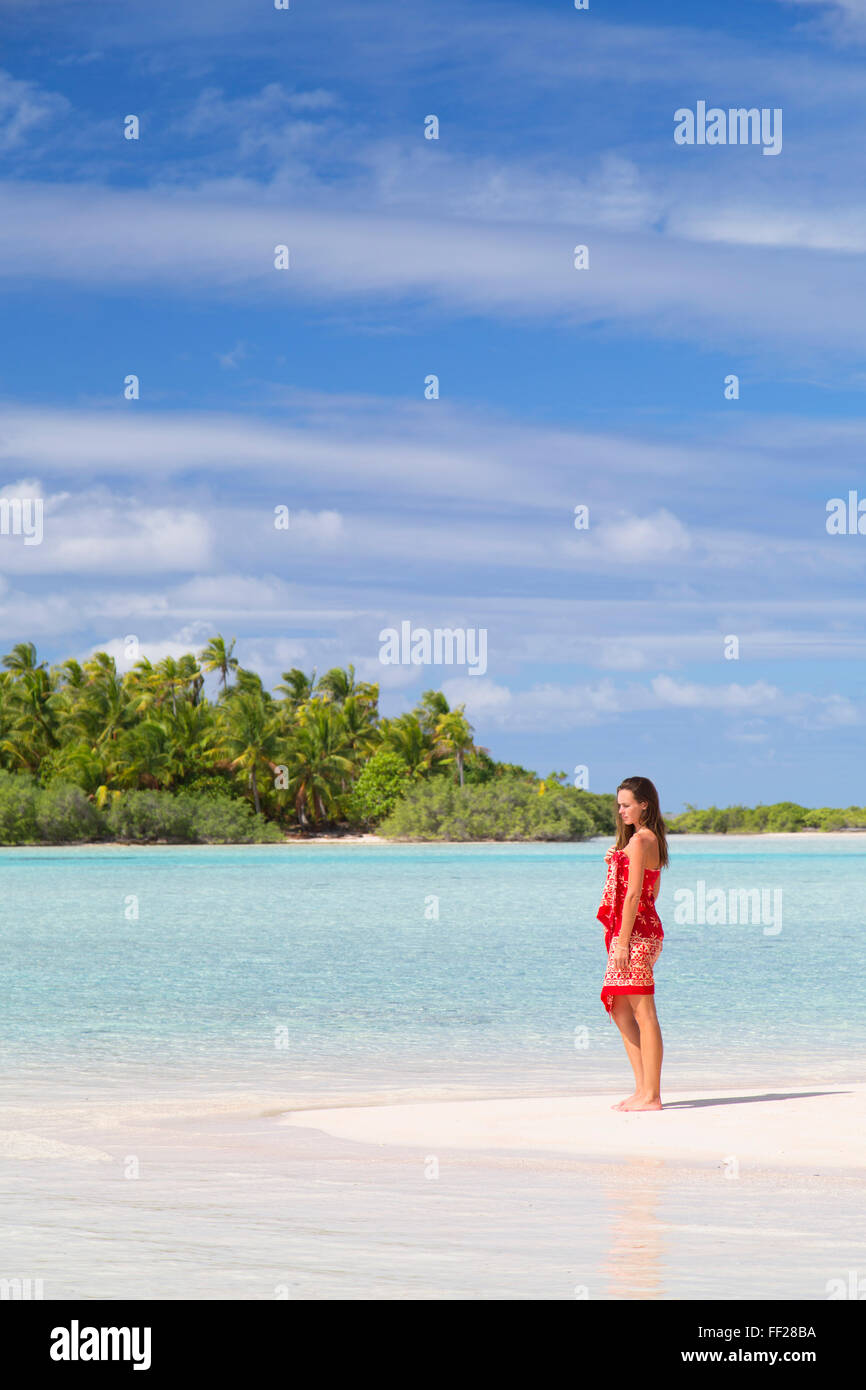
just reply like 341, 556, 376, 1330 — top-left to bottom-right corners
597, 643, 649, 671
361, 146, 663, 231
792, 692, 859, 726
217, 340, 248, 369
287, 509, 344, 545
0, 70, 72, 151
440, 672, 860, 732
0, 588, 81, 639
0, 484, 212, 574
170, 574, 293, 611
3, 413, 866, 597
778, 0, 866, 41
92, 635, 210, 673
651, 674, 783, 710
651, 673, 859, 726
441, 676, 631, 730
2, 179, 866, 355
0, 404, 518, 501
176, 84, 338, 140
440, 677, 515, 717
668, 204, 866, 254
593, 509, 693, 561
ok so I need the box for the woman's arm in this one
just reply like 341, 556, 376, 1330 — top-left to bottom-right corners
653, 876, 660, 902
618, 837, 647, 944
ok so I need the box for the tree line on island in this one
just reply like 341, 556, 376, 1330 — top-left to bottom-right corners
0, 639, 860, 843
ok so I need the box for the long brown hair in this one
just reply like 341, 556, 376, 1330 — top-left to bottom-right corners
614, 775, 669, 868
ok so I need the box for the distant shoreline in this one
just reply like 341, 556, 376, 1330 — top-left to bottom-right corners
4, 829, 866, 848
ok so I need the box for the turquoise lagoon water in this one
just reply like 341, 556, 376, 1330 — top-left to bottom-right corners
0, 834, 862, 1101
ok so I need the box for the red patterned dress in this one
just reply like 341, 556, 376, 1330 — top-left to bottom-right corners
596, 846, 664, 1017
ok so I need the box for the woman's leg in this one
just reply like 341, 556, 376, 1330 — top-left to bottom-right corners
620, 994, 663, 1110
609, 995, 644, 1109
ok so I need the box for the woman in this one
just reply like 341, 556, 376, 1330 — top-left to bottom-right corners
596, 775, 668, 1112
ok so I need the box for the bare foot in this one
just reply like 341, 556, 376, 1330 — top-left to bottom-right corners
611, 1093, 638, 1110
619, 1096, 663, 1111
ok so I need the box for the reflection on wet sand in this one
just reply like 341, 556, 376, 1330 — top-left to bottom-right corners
599, 1158, 666, 1299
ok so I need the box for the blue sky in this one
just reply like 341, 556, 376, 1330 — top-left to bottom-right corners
1, 0, 865, 813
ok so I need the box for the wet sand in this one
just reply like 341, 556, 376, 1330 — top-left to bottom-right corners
282, 1082, 866, 1177
1, 1078, 863, 1299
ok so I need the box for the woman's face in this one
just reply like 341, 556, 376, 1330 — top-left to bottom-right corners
617, 789, 648, 826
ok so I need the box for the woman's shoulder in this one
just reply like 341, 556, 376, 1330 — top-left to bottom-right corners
606, 836, 660, 868
630, 827, 661, 868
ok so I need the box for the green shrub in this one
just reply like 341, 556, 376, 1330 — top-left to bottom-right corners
461, 751, 536, 785
571, 787, 617, 835
379, 778, 596, 841
181, 772, 244, 800
666, 800, 866, 834
345, 749, 412, 826
0, 771, 40, 843
191, 797, 283, 843
104, 791, 197, 842
36, 781, 105, 842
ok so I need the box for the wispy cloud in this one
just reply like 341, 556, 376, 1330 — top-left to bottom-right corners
777, 0, 866, 42
2, 401, 865, 596
0, 482, 212, 574
216, 341, 248, 369
0, 70, 72, 152
3, 180, 866, 360
440, 673, 859, 732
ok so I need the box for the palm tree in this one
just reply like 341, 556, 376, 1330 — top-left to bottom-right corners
283, 703, 354, 827
216, 691, 280, 815
228, 667, 267, 699
54, 658, 86, 689
414, 689, 450, 734
339, 693, 379, 761
2, 664, 59, 769
153, 657, 188, 717
316, 665, 355, 703
276, 667, 318, 710
199, 635, 238, 691
0, 637, 492, 829
62, 653, 129, 748
432, 707, 476, 787
177, 653, 204, 706
161, 700, 221, 786
115, 720, 174, 789
124, 658, 160, 717
316, 664, 379, 710
0, 671, 17, 771
2, 641, 45, 674
379, 712, 433, 774
40, 741, 109, 796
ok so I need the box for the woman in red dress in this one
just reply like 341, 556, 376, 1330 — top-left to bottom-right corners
596, 775, 668, 1111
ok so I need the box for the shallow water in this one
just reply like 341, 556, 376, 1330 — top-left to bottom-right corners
0, 835, 861, 1096
1, 835, 862, 1299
